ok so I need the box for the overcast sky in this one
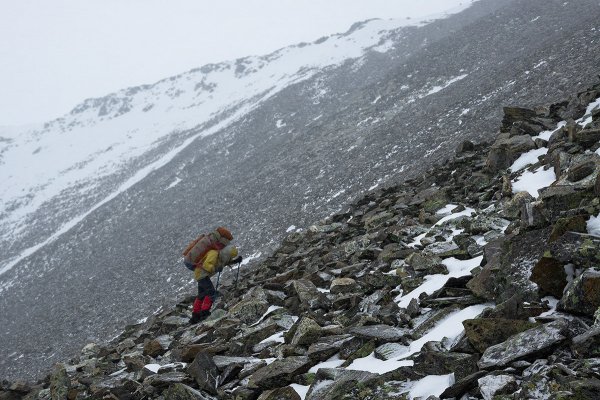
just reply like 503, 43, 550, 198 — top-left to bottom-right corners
0, 1, 473, 126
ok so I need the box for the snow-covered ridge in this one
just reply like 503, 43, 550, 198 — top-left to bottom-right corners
0, 3, 478, 276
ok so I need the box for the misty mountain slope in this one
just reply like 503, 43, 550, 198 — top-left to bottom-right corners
2, 0, 600, 380
1, 15, 450, 275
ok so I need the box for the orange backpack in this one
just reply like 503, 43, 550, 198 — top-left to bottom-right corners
182, 228, 232, 269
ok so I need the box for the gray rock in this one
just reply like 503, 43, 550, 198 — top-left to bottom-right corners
186, 353, 219, 394
349, 324, 409, 342
329, 278, 359, 294
306, 368, 378, 400
571, 325, 600, 357
212, 356, 262, 370
478, 320, 568, 369
257, 386, 301, 400
307, 335, 356, 362
248, 356, 312, 390
163, 383, 216, 399
374, 343, 409, 361
477, 374, 518, 400
290, 317, 322, 347
487, 135, 536, 171
558, 269, 600, 317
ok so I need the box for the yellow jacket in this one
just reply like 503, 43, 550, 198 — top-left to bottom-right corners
194, 245, 238, 280
194, 249, 219, 280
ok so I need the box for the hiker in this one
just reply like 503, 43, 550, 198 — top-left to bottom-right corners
183, 227, 242, 324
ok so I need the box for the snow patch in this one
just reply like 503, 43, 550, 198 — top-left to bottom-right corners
512, 167, 556, 198
396, 256, 483, 307
509, 148, 547, 172
408, 374, 455, 399
588, 213, 600, 237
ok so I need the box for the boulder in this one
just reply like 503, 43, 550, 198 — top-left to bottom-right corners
186, 353, 219, 395
571, 325, 600, 357
477, 374, 518, 400
329, 278, 358, 294
257, 387, 301, 400
374, 343, 409, 361
478, 320, 568, 369
307, 335, 356, 362
248, 356, 312, 390
288, 280, 329, 311
49, 364, 70, 400
549, 215, 588, 242
143, 335, 172, 357
228, 298, 270, 325
467, 228, 549, 302
412, 350, 479, 381
529, 256, 567, 298
348, 325, 409, 342
486, 135, 536, 171
440, 371, 487, 399
305, 369, 377, 400
406, 252, 443, 272
462, 318, 538, 353
558, 269, 600, 317
289, 317, 322, 347
163, 383, 213, 400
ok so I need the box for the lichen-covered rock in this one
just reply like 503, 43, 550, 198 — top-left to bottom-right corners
289, 317, 322, 347
477, 374, 518, 400
248, 356, 312, 390
558, 269, 600, 316
307, 335, 356, 362
478, 320, 568, 369
256, 386, 301, 400
468, 228, 549, 302
329, 278, 358, 294
462, 318, 538, 353
163, 383, 214, 400
348, 325, 409, 342
49, 364, 70, 400
305, 368, 377, 400
571, 325, 600, 357
228, 298, 270, 325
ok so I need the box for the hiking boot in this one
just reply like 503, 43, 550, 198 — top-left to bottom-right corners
189, 310, 211, 324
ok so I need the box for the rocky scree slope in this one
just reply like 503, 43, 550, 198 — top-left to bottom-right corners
3, 84, 600, 399
5, 0, 600, 381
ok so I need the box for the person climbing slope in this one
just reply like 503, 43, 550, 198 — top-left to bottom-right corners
182, 227, 242, 324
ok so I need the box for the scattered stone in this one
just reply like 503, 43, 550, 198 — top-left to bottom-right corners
477, 374, 518, 400
463, 318, 539, 353
248, 357, 312, 390
478, 320, 568, 369
329, 278, 358, 294
348, 325, 409, 342
186, 353, 219, 395
558, 269, 600, 317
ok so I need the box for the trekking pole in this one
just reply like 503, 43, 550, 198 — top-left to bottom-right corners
234, 260, 242, 290
214, 270, 222, 300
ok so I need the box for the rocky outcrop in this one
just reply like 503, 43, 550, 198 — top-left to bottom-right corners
2, 83, 600, 400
